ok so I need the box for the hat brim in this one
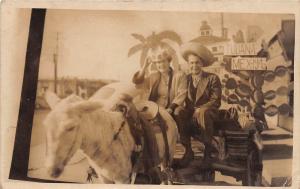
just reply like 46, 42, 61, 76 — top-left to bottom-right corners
135, 100, 159, 120
181, 42, 214, 67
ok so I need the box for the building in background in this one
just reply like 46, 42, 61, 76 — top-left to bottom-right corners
35, 78, 115, 109
190, 19, 295, 132
191, 21, 230, 62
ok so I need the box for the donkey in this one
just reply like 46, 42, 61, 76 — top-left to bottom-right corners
44, 91, 177, 184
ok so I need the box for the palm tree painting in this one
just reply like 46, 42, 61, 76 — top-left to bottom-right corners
128, 30, 182, 70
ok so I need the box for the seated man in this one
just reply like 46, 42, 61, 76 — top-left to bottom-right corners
132, 45, 189, 165
180, 42, 222, 167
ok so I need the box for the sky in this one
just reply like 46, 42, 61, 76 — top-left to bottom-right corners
38, 9, 294, 81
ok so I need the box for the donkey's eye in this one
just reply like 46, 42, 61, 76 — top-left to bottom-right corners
66, 126, 75, 132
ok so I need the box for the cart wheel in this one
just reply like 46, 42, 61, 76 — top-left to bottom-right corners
242, 149, 262, 186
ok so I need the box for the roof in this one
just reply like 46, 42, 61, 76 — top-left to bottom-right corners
191, 35, 230, 45
267, 20, 295, 62
268, 32, 280, 47
200, 21, 212, 30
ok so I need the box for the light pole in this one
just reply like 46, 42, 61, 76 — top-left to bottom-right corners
53, 33, 59, 93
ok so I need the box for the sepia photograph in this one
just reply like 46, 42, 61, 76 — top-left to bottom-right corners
2, 3, 298, 188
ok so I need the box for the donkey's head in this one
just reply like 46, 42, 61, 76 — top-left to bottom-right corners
44, 91, 102, 178
113, 93, 139, 121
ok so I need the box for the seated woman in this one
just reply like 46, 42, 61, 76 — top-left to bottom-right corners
132, 45, 189, 166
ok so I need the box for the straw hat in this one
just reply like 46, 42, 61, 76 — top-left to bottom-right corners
180, 42, 214, 67
135, 101, 159, 120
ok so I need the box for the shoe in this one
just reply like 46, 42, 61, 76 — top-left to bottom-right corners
179, 149, 194, 168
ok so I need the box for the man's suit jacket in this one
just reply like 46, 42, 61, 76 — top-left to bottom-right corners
132, 69, 187, 110
186, 71, 222, 110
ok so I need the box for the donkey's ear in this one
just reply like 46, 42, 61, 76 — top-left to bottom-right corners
114, 102, 129, 118
45, 90, 61, 109
68, 101, 103, 115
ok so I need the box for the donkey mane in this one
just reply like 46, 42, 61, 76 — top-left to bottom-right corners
76, 104, 136, 183
79, 108, 135, 156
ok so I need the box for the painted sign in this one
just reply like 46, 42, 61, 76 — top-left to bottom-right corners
225, 42, 261, 56
231, 57, 267, 70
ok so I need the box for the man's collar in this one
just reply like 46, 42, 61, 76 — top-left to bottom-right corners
160, 67, 173, 77
191, 70, 203, 78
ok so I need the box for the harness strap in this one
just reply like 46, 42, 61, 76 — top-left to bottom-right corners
126, 116, 143, 145
90, 120, 127, 164
166, 68, 173, 107
130, 138, 144, 184
113, 121, 126, 140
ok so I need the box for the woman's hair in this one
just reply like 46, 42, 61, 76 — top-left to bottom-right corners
149, 45, 173, 63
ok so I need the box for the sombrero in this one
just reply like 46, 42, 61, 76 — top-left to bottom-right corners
275, 66, 288, 77
264, 71, 275, 82
180, 42, 214, 67
252, 90, 264, 104
276, 86, 289, 96
265, 105, 278, 117
135, 101, 159, 120
263, 90, 276, 100
235, 83, 251, 98
251, 73, 264, 89
225, 78, 237, 90
227, 94, 239, 104
278, 103, 291, 115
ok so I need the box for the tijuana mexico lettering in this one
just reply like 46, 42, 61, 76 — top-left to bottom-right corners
231, 57, 267, 70
225, 42, 261, 56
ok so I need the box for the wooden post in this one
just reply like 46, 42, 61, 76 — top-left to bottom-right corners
53, 32, 59, 93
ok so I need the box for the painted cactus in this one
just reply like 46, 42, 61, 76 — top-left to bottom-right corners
221, 59, 292, 130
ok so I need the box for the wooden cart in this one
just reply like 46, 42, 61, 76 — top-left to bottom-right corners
173, 109, 263, 186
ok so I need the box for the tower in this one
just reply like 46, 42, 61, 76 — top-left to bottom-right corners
200, 21, 212, 36
53, 33, 59, 93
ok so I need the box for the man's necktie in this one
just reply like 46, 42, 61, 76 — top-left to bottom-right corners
193, 77, 199, 88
